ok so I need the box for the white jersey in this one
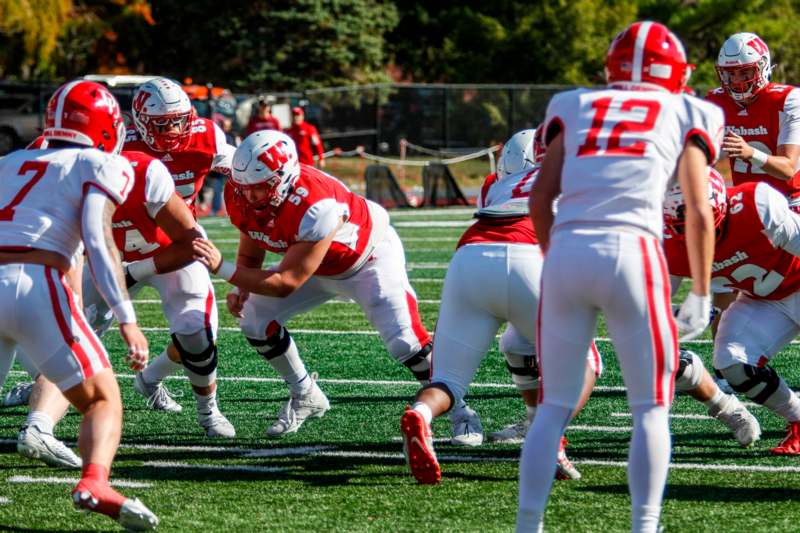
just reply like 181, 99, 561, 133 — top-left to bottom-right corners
475, 167, 539, 218
545, 87, 724, 238
0, 148, 133, 259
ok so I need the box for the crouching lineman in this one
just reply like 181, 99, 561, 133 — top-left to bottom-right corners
192, 130, 481, 441
82, 148, 235, 437
399, 128, 601, 484
0, 80, 157, 529
664, 169, 800, 454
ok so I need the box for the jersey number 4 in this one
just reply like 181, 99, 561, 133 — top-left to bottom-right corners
577, 98, 661, 157
0, 161, 49, 221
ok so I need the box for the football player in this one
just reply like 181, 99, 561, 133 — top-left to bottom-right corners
664, 170, 800, 455
0, 80, 157, 529
519, 21, 722, 533
707, 33, 800, 206
124, 77, 237, 420
191, 130, 482, 442
400, 128, 601, 485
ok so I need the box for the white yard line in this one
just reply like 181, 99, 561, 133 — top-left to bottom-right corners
0, 497, 9, 504
611, 412, 713, 420
575, 459, 800, 474
568, 425, 632, 433
8, 475, 152, 488
143, 461, 288, 474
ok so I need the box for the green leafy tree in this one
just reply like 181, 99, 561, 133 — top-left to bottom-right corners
0, 0, 72, 79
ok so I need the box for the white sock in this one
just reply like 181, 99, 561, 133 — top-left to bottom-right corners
266, 338, 312, 395
703, 389, 725, 411
142, 351, 183, 384
629, 405, 670, 533
517, 403, 572, 533
412, 402, 433, 425
193, 390, 217, 414
26, 411, 54, 434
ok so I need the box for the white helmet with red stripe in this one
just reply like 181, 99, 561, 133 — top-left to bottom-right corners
132, 77, 194, 152
663, 167, 727, 239
497, 129, 536, 178
43, 80, 125, 153
231, 130, 300, 209
716, 32, 772, 104
605, 21, 692, 93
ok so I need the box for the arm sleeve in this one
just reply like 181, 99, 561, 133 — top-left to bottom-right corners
143, 159, 176, 218
755, 181, 800, 255
297, 199, 347, 242
82, 187, 135, 324
778, 89, 800, 147
211, 122, 234, 177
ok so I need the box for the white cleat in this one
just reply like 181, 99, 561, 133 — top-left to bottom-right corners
134, 373, 182, 413
489, 419, 531, 444
118, 497, 159, 531
710, 393, 761, 447
555, 436, 581, 480
198, 409, 236, 438
266, 373, 330, 437
450, 405, 484, 447
2, 382, 33, 407
18, 424, 82, 469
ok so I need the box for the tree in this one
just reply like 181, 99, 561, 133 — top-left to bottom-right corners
0, 0, 72, 79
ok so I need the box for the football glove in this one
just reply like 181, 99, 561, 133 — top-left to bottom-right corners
675, 291, 711, 341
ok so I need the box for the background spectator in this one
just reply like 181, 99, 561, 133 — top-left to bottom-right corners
286, 106, 325, 168
246, 95, 281, 135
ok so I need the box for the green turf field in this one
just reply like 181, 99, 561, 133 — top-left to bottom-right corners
1, 207, 799, 532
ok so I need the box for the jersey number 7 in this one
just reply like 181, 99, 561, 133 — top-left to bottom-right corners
0, 161, 49, 221
577, 97, 661, 157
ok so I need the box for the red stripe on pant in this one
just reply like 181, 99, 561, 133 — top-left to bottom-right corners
56, 273, 110, 371
638, 237, 667, 406
589, 341, 601, 376
536, 276, 544, 404
203, 286, 214, 330
45, 266, 93, 380
654, 241, 678, 403
405, 292, 431, 346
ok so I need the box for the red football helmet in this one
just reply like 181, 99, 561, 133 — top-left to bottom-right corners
663, 167, 727, 239
43, 80, 125, 153
605, 21, 692, 94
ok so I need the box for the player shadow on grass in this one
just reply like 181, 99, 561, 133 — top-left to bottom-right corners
578, 484, 800, 502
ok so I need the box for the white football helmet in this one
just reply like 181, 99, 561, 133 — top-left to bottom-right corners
132, 77, 194, 152
497, 129, 536, 178
231, 130, 301, 210
716, 32, 773, 103
664, 168, 727, 239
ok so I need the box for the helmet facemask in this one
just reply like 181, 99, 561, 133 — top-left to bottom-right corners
136, 109, 194, 152
717, 60, 770, 104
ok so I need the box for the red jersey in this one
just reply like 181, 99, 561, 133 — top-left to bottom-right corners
706, 83, 800, 195
226, 164, 389, 277
246, 115, 281, 136
286, 122, 324, 166
665, 181, 800, 300
113, 151, 177, 262
458, 170, 537, 248
124, 117, 233, 215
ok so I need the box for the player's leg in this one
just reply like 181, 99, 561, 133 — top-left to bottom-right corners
150, 263, 234, 437
348, 227, 482, 444
713, 295, 800, 454
603, 235, 676, 533
674, 348, 760, 446
401, 244, 503, 483
240, 279, 333, 437
517, 235, 601, 533
16, 265, 156, 529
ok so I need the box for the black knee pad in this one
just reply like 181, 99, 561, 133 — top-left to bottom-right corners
171, 328, 217, 378
402, 343, 432, 381
247, 326, 291, 361
505, 355, 539, 380
725, 364, 780, 404
416, 382, 455, 412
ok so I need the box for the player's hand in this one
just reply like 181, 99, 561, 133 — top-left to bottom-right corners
318, 159, 326, 169
119, 322, 149, 371
721, 132, 754, 160
226, 288, 249, 318
675, 291, 711, 341
192, 238, 223, 272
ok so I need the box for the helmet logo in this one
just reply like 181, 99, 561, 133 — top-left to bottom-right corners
257, 142, 289, 172
748, 37, 768, 57
133, 90, 150, 113
94, 90, 119, 116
